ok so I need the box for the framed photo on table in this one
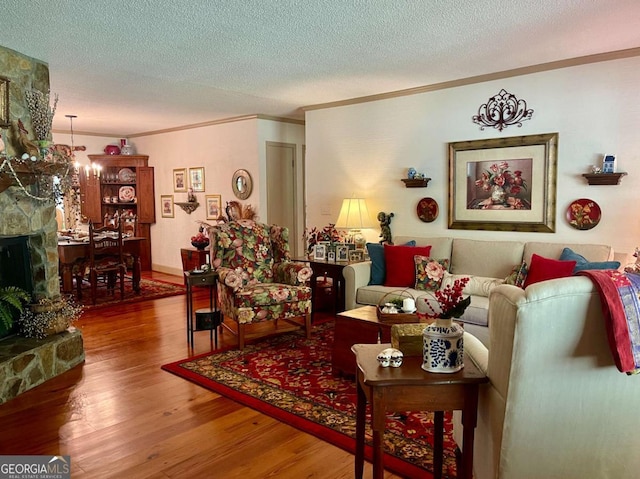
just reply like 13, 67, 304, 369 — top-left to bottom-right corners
189, 167, 205, 192
161, 195, 174, 218
205, 194, 222, 220
313, 243, 327, 261
336, 244, 350, 262
173, 169, 187, 192
448, 132, 558, 233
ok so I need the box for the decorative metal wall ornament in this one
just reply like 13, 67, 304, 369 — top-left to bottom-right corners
472, 89, 534, 132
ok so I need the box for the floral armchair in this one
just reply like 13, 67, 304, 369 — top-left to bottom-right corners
208, 220, 313, 349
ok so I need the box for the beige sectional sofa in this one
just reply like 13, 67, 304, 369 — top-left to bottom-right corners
452, 276, 640, 478
343, 236, 615, 345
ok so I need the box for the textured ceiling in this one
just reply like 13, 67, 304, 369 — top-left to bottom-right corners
3, 0, 640, 136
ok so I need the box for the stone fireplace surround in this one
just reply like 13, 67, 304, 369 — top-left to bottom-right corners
0, 184, 84, 404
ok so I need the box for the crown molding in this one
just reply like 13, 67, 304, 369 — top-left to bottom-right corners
302, 47, 640, 112
52, 114, 304, 139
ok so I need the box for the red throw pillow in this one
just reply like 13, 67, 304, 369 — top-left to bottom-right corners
384, 244, 432, 287
523, 254, 577, 288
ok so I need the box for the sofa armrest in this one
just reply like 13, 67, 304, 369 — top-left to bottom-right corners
462, 332, 488, 374
342, 261, 372, 310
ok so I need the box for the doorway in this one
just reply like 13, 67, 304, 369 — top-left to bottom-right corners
266, 142, 299, 256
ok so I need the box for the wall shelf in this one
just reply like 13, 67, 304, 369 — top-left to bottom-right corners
175, 201, 199, 214
401, 178, 431, 188
582, 172, 627, 185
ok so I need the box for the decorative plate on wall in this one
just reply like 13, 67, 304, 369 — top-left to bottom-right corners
566, 198, 601, 230
417, 197, 439, 222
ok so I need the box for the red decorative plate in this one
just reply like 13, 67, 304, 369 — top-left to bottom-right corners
417, 197, 439, 223
566, 198, 601, 230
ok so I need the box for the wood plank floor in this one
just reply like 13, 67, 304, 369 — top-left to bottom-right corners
0, 271, 402, 478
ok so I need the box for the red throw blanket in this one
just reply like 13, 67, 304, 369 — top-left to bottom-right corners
578, 270, 640, 374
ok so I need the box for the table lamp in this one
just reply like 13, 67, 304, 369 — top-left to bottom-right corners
335, 198, 374, 249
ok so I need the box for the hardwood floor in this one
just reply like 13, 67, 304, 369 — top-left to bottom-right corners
0, 271, 401, 478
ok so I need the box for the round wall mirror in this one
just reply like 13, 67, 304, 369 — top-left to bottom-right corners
232, 169, 253, 200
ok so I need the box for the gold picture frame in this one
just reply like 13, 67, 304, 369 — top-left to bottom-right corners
161, 195, 174, 218
173, 169, 187, 192
205, 194, 222, 220
189, 167, 205, 192
448, 133, 558, 232
0, 76, 9, 128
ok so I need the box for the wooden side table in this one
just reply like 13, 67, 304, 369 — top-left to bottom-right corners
300, 259, 348, 316
184, 270, 221, 349
180, 248, 209, 284
352, 343, 488, 479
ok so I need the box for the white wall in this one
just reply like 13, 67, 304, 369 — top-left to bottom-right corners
55, 119, 305, 274
304, 56, 640, 258
129, 117, 304, 274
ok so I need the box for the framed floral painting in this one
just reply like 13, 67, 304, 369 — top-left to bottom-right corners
448, 133, 558, 232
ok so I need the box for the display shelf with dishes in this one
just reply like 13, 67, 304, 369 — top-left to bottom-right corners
80, 155, 155, 269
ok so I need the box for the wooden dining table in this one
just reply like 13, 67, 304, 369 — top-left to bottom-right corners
57, 236, 145, 294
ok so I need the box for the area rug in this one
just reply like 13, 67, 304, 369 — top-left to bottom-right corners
78, 277, 185, 310
161, 321, 458, 478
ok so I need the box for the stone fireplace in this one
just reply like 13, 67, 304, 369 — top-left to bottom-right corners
0, 184, 61, 300
0, 183, 85, 404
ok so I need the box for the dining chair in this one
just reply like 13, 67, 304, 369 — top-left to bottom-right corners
87, 220, 126, 305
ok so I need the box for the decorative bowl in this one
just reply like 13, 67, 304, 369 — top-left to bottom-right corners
191, 240, 210, 250
104, 145, 121, 155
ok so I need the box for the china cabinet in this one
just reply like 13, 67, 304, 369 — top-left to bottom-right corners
80, 155, 155, 269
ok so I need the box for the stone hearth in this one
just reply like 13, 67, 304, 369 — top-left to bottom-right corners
0, 329, 84, 404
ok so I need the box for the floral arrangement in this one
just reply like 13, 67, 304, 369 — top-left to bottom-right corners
24, 88, 59, 141
475, 161, 527, 196
303, 223, 344, 254
18, 297, 82, 339
423, 277, 471, 319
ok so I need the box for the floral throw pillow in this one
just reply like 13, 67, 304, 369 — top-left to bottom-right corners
414, 256, 450, 291
504, 261, 528, 288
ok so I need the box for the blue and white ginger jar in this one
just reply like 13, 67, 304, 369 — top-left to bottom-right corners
422, 318, 464, 373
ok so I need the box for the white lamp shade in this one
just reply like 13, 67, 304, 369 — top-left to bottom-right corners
335, 198, 375, 229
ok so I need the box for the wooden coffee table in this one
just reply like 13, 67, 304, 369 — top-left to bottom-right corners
332, 306, 392, 376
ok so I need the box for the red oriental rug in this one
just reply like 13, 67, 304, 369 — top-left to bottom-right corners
78, 277, 185, 310
161, 321, 458, 478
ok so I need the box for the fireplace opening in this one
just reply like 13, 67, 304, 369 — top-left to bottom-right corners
0, 236, 34, 294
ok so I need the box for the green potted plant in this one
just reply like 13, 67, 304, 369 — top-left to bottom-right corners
0, 286, 31, 338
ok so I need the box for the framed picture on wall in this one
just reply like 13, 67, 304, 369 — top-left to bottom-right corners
161, 195, 174, 218
173, 169, 187, 192
205, 194, 222, 220
189, 167, 205, 192
448, 133, 558, 233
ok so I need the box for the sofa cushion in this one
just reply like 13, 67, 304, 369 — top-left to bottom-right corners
504, 261, 529, 288
441, 271, 504, 297
394, 236, 453, 263
559, 247, 621, 272
366, 240, 416, 285
523, 254, 576, 288
451, 238, 525, 278
414, 256, 449, 291
523, 241, 613, 265
384, 244, 432, 287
